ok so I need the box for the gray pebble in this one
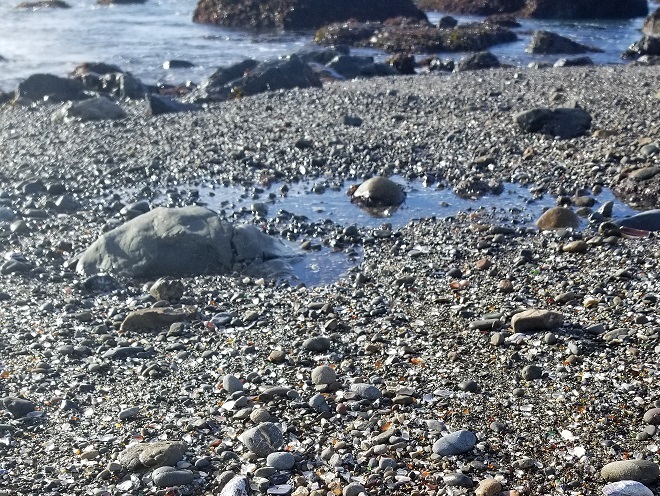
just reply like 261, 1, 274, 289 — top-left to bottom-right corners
302, 336, 331, 352
151, 466, 194, 487
223, 374, 244, 394
432, 430, 477, 456
601, 460, 660, 485
343, 482, 366, 496
521, 365, 543, 380
239, 422, 284, 457
311, 364, 336, 385
350, 383, 381, 400
118, 406, 140, 421
266, 451, 295, 470
642, 407, 660, 425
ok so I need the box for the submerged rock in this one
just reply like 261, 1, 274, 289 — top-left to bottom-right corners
350, 177, 406, 207
515, 107, 592, 138
192, 0, 427, 30
76, 206, 296, 278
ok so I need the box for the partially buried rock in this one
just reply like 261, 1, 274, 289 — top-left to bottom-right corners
511, 309, 564, 333
536, 207, 580, 230
120, 306, 196, 332
616, 210, 660, 231
148, 94, 200, 116
239, 422, 284, 457
76, 206, 294, 278
151, 467, 194, 488
149, 278, 185, 301
432, 429, 477, 456
350, 383, 381, 400
526, 30, 601, 54
515, 107, 592, 138
350, 176, 406, 207
118, 441, 188, 471
601, 460, 660, 485
2, 396, 37, 418
51, 96, 126, 122
643, 407, 660, 425
302, 336, 331, 352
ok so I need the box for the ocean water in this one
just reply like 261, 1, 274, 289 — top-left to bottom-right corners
0, 0, 654, 91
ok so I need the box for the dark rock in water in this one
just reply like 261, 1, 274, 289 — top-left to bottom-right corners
17, 73, 87, 102
191, 55, 321, 102
98, 0, 147, 4
193, 0, 427, 30
515, 107, 592, 138
615, 210, 660, 231
634, 54, 660, 65
76, 206, 295, 278
643, 8, 660, 36
437, 15, 458, 28
148, 94, 200, 116
326, 55, 398, 79
163, 59, 195, 69
415, 0, 648, 19
16, 0, 70, 7
51, 96, 126, 122
455, 51, 500, 71
454, 177, 504, 198
351, 177, 406, 207
553, 56, 594, 67
315, 20, 517, 54
526, 30, 602, 54
70, 62, 124, 78
97, 72, 146, 99
388, 53, 416, 74
623, 36, 660, 59
484, 14, 521, 27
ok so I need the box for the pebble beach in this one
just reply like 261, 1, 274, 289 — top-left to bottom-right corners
0, 64, 659, 496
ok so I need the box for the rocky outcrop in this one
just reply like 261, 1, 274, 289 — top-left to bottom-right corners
515, 107, 592, 139
15, 0, 70, 7
76, 206, 296, 278
193, 0, 427, 30
414, 0, 648, 19
643, 8, 660, 36
623, 36, 660, 59
189, 55, 321, 103
526, 30, 602, 54
315, 21, 517, 54
16, 74, 87, 102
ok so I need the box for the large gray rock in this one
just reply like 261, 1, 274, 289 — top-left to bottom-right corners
2, 397, 37, 418
432, 430, 477, 456
526, 30, 600, 54
455, 51, 500, 71
642, 8, 660, 36
515, 107, 592, 138
51, 96, 126, 122
191, 55, 322, 103
76, 206, 294, 278
17, 73, 87, 102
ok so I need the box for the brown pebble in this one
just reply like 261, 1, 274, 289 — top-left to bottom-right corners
498, 279, 514, 293
476, 258, 493, 270
536, 207, 580, 230
562, 240, 588, 253
475, 479, 502, 496
268, 350, 287, 363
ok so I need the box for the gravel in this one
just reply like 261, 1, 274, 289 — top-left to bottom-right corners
0, 64, 658, 496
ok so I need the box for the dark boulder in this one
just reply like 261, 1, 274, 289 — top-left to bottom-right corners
643, 8, 660, 36
455, 51, 500, 71
193, 0, 427, 30
326, 55, 398, 79
315, 21, 516, 54
526, 30, 601, 54
17, 73, 87, 102
515, 107, 592, 139
70, 62, 124, 78
437, 15, 458, 28
415, 0, 647, 19
148, 94, 201, 116
388, 53, 417, 74
163, 60, 195, 69
484, 14, 521, 27
623, 36, 660, 59
16, 1, 70, 7
98, 0, 146, 4
616, 210, 660, 231
190, 55, 321, 103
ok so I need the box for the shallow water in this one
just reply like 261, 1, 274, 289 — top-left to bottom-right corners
0, 0, 654, 90
134, 178, 641, 285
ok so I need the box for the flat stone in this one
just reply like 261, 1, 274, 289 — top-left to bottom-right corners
601, 460, 660, 485
239, 422, 284, 457
511, 309, 564, 333
120, 306, 196, 333
432, 429, 477, 456
302, 336, 331, 352
521, 364, 543, 380
1, 397, 36, 418
118, 441, 188, 471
